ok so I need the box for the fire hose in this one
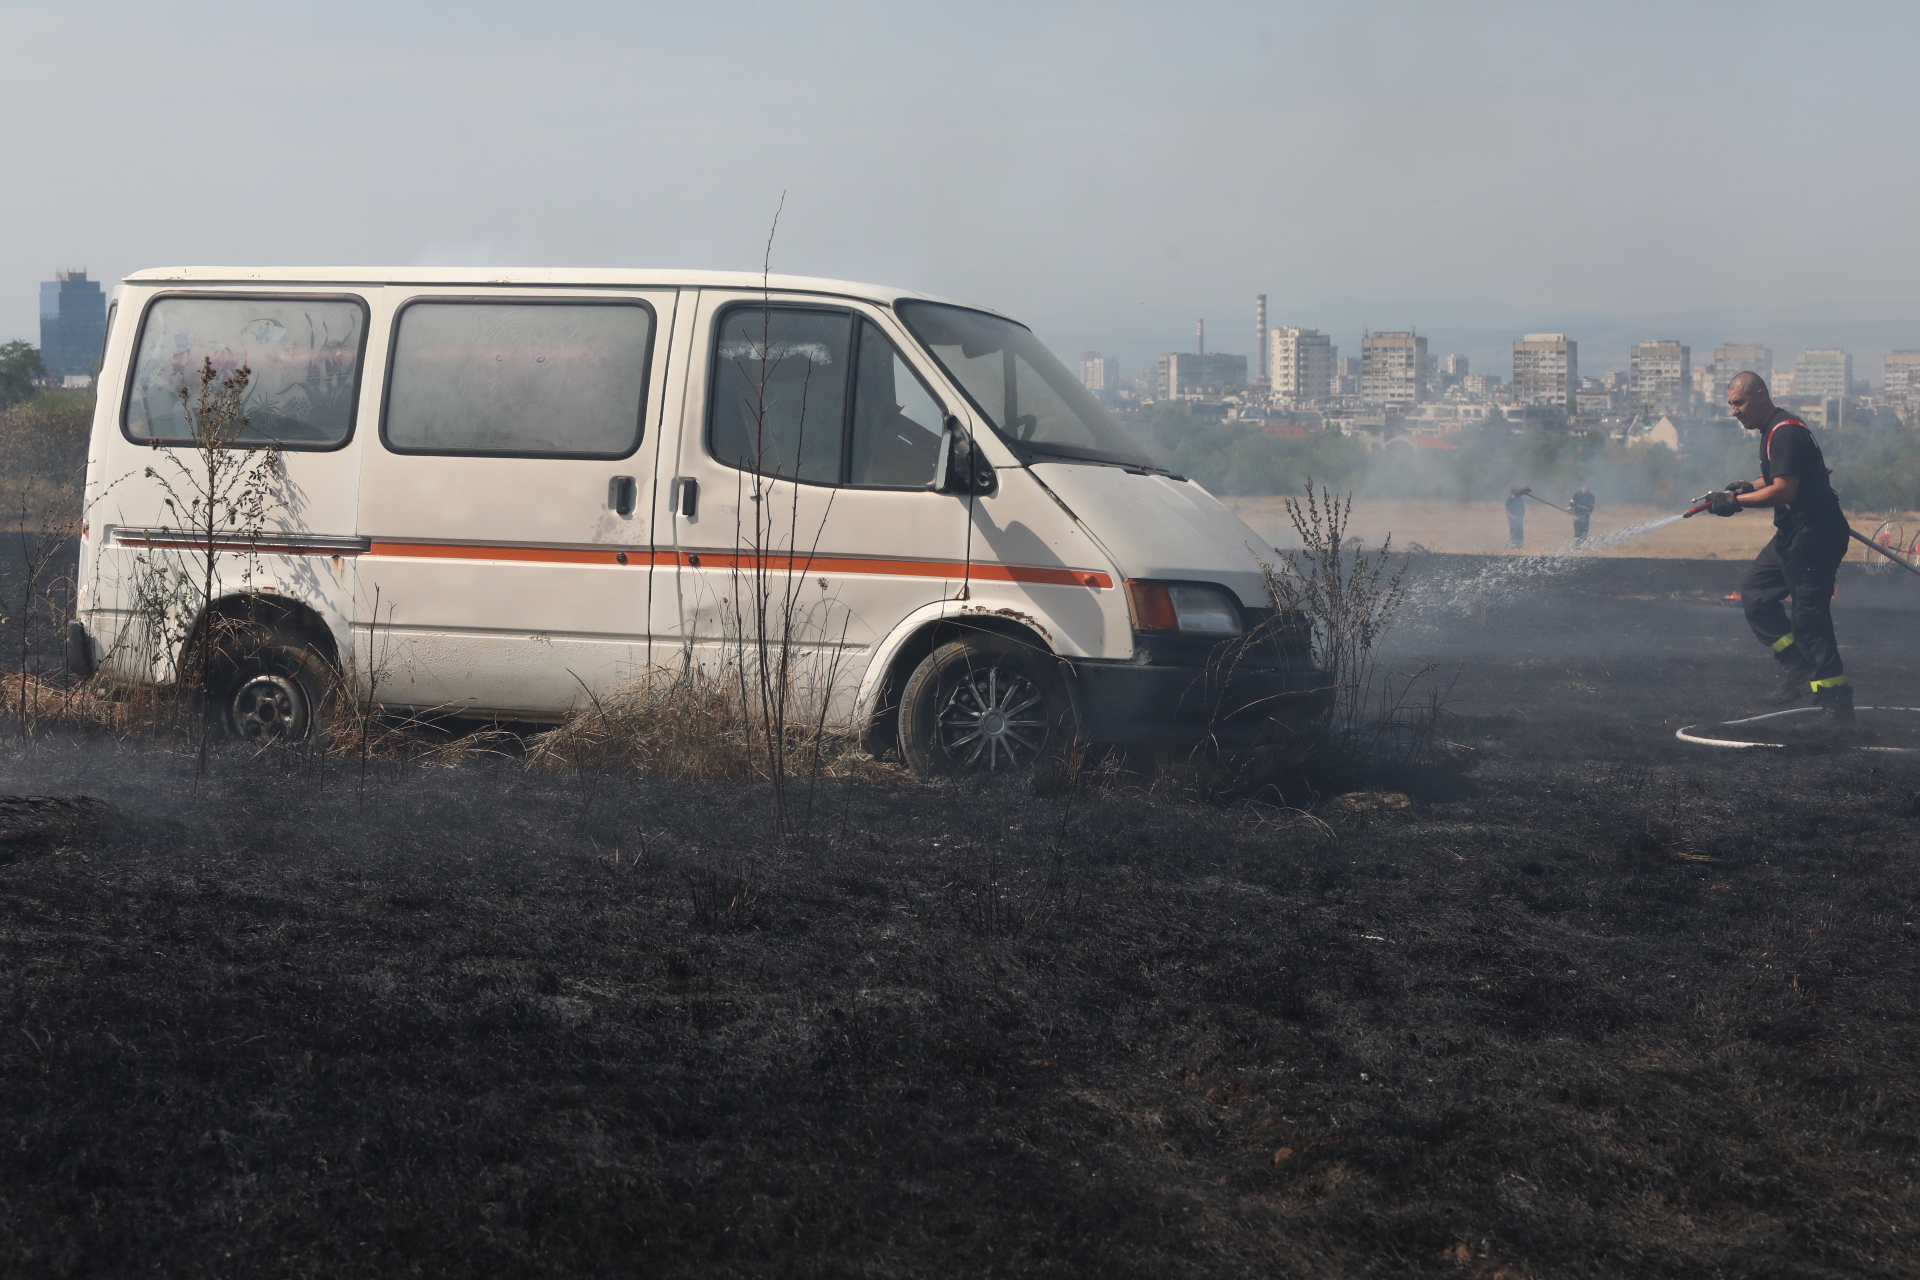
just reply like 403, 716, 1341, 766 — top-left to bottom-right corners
1677, 705, 1920, 751
1682, 493, 1920, 579
1522, 492, 1569, 513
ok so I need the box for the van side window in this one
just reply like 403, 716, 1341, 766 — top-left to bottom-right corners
383, 300, 652, 458
709, 307, 850, 484
124, 295, 366, 448
849, 319, 944, 488
709, 308, 945, 489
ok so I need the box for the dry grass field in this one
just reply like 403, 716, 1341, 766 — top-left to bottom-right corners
1225, 497, 1920, 563
4, 557, 1920, 1277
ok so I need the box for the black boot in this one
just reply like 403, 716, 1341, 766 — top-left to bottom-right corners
1813, 683, 1855, 724
1764, 666, 1814, 707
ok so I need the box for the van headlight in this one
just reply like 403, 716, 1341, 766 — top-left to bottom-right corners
1125, 580, 1244, 635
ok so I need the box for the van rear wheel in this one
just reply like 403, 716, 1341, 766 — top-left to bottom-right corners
898, 636, 1076, 776
212, 630, 336, 743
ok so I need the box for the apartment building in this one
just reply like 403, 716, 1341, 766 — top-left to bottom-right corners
1629, 340, 1690, 417
1269, 326, 1335, 402
1157, 352, 1247, 399
1336, 355, 1361, 395
1712, 343, 1773, 400
1079, 352, 1118, 395
1511, 333, 1577, 410
1360, 330, 1426, 406
1794, 348, 1852, 399
1576, 387, 1618, 416
1884, 350, 1920, 397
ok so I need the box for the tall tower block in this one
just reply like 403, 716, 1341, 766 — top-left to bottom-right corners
1254, 295, 1268, 384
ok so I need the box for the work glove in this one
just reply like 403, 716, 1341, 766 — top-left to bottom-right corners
1707, 490, 1742, 517
1724, 479, 1756, 496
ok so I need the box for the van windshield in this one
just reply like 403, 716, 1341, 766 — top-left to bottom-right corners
895, 300, 1157, 469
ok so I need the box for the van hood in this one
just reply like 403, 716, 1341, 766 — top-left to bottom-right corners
1029, 463, 1277, 607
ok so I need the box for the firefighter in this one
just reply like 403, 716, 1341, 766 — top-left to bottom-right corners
1504, 486, 1529, 549
1703, 372, 1853, 720
1570, 486, 1595, 545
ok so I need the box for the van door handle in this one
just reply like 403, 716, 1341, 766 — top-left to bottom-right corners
608, 475, 636, 517
673, 477, 699, 518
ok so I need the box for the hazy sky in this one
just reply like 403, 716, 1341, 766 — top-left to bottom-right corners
8, 0, 1920, 377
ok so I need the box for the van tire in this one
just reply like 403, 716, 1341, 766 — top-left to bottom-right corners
210, 630, 337, 744
898, 635, 1076, 777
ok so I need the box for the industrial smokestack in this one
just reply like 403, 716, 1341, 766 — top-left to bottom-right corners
1197, 318, 1205, 357
1255, 295, 1267, 383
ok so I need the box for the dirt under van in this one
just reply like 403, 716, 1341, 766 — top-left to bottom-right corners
71, 267, 1330, 773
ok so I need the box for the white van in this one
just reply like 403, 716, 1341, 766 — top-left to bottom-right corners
71, 267, 1328, 773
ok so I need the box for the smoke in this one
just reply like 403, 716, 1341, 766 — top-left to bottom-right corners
1142, 411, 1759, 509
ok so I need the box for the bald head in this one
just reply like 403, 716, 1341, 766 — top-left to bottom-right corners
1726, 371, 1775, 429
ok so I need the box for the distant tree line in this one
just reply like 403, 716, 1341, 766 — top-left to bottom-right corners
0, 385, 93, 522
1135, 402, 1920, 514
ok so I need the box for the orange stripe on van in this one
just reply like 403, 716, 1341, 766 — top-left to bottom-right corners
366, 540, 649, 566
363, 540, 1111, 588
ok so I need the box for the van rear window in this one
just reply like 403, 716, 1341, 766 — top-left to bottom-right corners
123, 295, 367, 448
382, 300, 652, 458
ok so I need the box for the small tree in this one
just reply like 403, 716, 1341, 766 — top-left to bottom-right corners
1261, 478, 1407, 735
140, 357, 283, 763
0, 340, 45, 410
730, 192, 852, 843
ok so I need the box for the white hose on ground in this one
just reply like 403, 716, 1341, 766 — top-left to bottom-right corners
1675, 706, 1920, 752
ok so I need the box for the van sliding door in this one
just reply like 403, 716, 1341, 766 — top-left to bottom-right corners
354, 289, 677, 718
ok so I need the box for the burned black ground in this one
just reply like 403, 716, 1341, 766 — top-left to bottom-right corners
3, 555, 1919, 1278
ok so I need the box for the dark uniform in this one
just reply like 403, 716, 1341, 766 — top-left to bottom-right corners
1570, 488, 1595, 544
1504, 491, 1526, 549
1739, 410, 1850, 699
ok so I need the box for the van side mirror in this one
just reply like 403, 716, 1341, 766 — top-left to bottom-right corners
933, 416, 996, 497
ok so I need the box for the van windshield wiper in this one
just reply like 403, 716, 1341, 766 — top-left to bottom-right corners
1017, 441, 1174, 475
1122, 463, 1188, 481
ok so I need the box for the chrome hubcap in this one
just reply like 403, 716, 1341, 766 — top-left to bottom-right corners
230, 674, 307, 741
936, 663, 1047, 771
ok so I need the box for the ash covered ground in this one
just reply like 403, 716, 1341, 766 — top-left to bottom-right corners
3, 555, 1919, 1279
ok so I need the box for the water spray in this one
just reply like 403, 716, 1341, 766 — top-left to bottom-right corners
1681, 493, 1920, 579
1848, 529, 1920, 579
1403, 512, 1687, 617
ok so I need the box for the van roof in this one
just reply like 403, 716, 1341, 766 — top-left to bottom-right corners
121, 266, 991, 313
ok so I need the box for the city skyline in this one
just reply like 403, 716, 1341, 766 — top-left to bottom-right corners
1074, 296, 1920, 394
1079, 295, 1920, 436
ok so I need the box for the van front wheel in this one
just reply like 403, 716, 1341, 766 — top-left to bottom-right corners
898, 636, 1076, 776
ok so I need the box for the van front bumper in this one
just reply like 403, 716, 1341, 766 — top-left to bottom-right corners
1062, 659, 1333, 749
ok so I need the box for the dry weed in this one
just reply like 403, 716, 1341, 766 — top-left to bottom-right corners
525, 665, 877, 784
0, 672, 185, 736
